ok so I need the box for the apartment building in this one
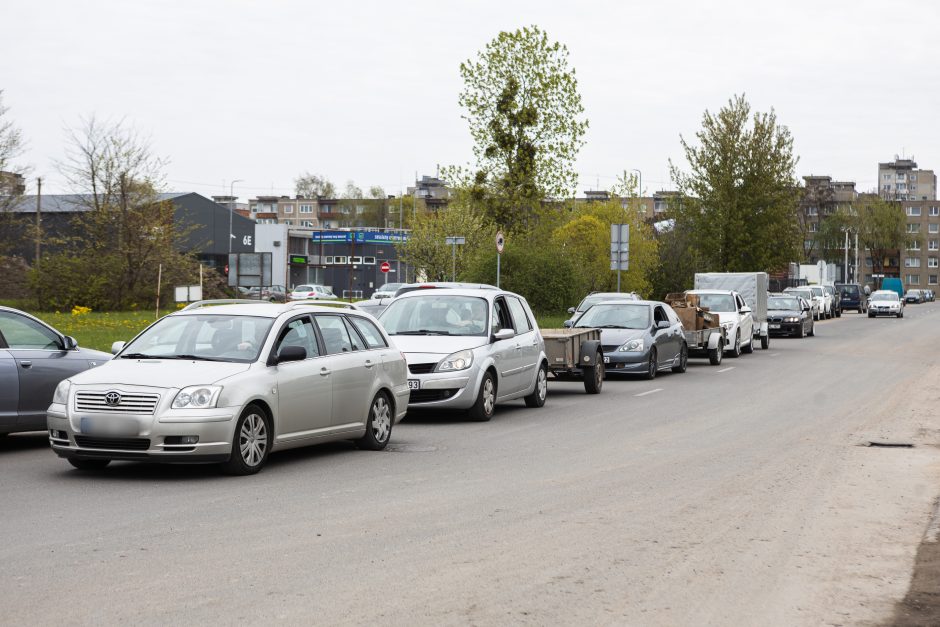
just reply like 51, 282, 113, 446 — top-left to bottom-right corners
886, 199, 940, 289
243, 195, 319, 228
799, 175, 858, 266
878, 158, 936, 201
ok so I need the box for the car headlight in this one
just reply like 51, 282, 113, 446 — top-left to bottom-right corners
437, 349, 474, 372
784, 317, 800, 323
618, 338, 644, 352
172, 385, 222, 409
52, 380, 71, 405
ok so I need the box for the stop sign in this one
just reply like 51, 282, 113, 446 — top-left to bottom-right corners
380, 261, 391, 273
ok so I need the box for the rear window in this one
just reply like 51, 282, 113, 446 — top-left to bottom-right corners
840, 285, 859, 297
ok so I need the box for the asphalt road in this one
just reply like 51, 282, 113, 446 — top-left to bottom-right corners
3, 304, 940, 626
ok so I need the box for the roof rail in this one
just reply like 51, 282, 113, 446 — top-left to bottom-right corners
286, 301, 361, 312
181, 299, 270, 311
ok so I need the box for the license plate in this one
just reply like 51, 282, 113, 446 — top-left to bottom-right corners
407, 379, 421, 390
79, 415, 137, 436
603, 356, 610, 363
769, 324, 780, 329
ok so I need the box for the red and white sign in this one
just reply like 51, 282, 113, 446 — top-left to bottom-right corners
380, 261, 391, 273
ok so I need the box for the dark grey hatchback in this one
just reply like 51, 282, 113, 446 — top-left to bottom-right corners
0, 307, 110, 435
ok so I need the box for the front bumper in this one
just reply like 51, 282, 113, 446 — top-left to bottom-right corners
870, 306, 901, 316
768, 322, 803, 336
404, 370, 478, 410
47, 403, 237, 463
602, 350, 649, 374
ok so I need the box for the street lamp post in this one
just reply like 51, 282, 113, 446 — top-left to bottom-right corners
228, 179, 244, 254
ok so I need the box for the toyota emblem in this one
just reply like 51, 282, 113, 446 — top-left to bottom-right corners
104, 391, 122, 406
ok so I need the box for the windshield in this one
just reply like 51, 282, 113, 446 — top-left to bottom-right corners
871, 292, 899, 302
120, 314, 274, 362
810, 287, 824, 296
379, 295, 489, 336
575, 303, 650, 329
577, 294, 626, 312
378, 283, 404, 292
695, 293, 735, 312
769, 297, 801, 311
787, 290, 812, 301
294, 285, 314, 292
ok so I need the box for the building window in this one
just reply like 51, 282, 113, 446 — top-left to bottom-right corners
883, 174, 891, 180
363, 256, 376, 265
806, 206, 818, 216
905, 258, 921, 268
332, 256, 348, 265
929, 257, 938, 268
931, 207, 940, 217
301, 220, 314, 227
930, 224, 940, 233
300, 204, 314, 214
283, 204, 294, 214
907, 274, 920, 285
907, 206, 922, 217
929, 240, 939, 251
809, 222, 818, 232
910, 239, 922, 251
865, 257, 873, 267
911, 175, 918, 182
930, 275, 938, 285
351, 256, 363, 265
907, 223, 921, 233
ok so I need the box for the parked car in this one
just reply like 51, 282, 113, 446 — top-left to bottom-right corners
289, 284, 337, 301
784, 287, 820, 319
392, 282, 498, 298
685, 289, 754, 357
378, 288, 548, 421
925, 289, 935, 302
574, 300, 687, 379
262, 285, 287, 302
372, 282, 405, 299
904, 289, 925, 304
0, 307, 110, 436
353, 297, 394, 317
822, 285, 841, 317
868, 290, 904, 318
47, 302, 408, 474
564, 291, 640, 327
835, 283, 867, 313
806, 285, 831, 319
767, 295, 814, 338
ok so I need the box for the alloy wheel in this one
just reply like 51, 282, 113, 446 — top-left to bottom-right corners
482, 377, 495, 415
371, 395, 391, 443
239, 412, 268, 467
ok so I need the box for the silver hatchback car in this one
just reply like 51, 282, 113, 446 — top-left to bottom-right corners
47, 301, 409, 475
378, 288, 548, 421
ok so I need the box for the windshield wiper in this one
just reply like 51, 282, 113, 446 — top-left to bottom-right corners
595, 324, 627, 329
393, 330, 453, 336
172, 354, 225, 362
120, 352, 159, 359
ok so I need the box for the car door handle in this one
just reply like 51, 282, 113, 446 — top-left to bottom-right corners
20, 361, 32, 368
364, 360, 375, 369
319, 368, 331, 376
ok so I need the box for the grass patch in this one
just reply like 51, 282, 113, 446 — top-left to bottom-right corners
28, 310, 163, 353
536, 312, 570, 330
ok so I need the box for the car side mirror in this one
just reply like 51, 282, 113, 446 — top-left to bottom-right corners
493, 328, 515, 342
62, 335, 78, 350
567, 307, 576, 314
802, 306, 810, 312
273, 345, 306, 365
111, 341, 126, 355
739, 306, 752, 314
656, 320, 671, 330
562, 320, 573, 328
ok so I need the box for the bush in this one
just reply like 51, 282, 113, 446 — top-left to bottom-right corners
464, 243, 580, 313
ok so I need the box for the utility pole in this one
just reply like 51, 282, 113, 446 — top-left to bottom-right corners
35, 177, 42, 267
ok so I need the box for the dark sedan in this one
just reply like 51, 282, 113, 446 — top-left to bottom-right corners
767, 296, 814, 338
0, 307, 110, 436
574, 300, 686, 380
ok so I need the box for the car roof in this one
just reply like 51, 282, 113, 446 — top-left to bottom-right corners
172, 301, 368, 319
686, 289, 736, 295
391, 287, 518, 301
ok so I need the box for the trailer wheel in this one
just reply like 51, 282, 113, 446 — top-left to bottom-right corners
708, 342, 723, 365
583, 351, 604, 394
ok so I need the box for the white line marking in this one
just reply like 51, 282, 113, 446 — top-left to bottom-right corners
770, 353, 780, 357
717, 366, 735, 373
635, 388, 663, 397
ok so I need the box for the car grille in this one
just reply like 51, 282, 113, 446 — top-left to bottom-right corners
75, 436, 151, 451
408, 363, 437, 374
75, 391, 160, 415
601, 345, 620, 353
769, 316, 783, 323
409, 389, 458, 403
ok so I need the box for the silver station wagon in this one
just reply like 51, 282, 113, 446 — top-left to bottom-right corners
47, 301, 409, 475
378, 288, 548, 421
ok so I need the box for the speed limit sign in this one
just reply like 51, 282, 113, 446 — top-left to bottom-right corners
495, 231, 505, 254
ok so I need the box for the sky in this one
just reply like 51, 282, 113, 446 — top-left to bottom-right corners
3, 0, 939, 200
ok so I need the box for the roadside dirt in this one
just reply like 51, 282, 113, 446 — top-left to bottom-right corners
889, 499, 940, 626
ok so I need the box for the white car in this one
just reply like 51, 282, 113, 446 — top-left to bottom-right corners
372, 282, 405, 299
378, 288, 548, 421
784, 287, 820, 320
289, 284, 337, 301
47, 301, 409, 475
685, 289, 754, 357
868, 290, 904, 318
807, 285, 832, 319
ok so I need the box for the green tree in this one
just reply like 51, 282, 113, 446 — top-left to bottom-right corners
456, 25, 588, 230
294, 172, 336, 198
853, 194, 908, 281
671, 94, 799, 272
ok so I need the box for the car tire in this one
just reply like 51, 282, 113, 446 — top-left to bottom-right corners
760, 334, 770, 350
643, 349, 658, 380
796, 325, 804, 339
221, 404, 272, 476
468, 371, 496, 422
672, 344, 688, 373
583, 352, 604, 394
898, 312, 903, 318
836, 309, 841, 318
524, 363, 549, 407
356, 392, 393, 450
708, 342, 723, 366
68, 458, 111, 470
808, 323, 815, 336
729, 332, 742, 358
742, 336, 754, 354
